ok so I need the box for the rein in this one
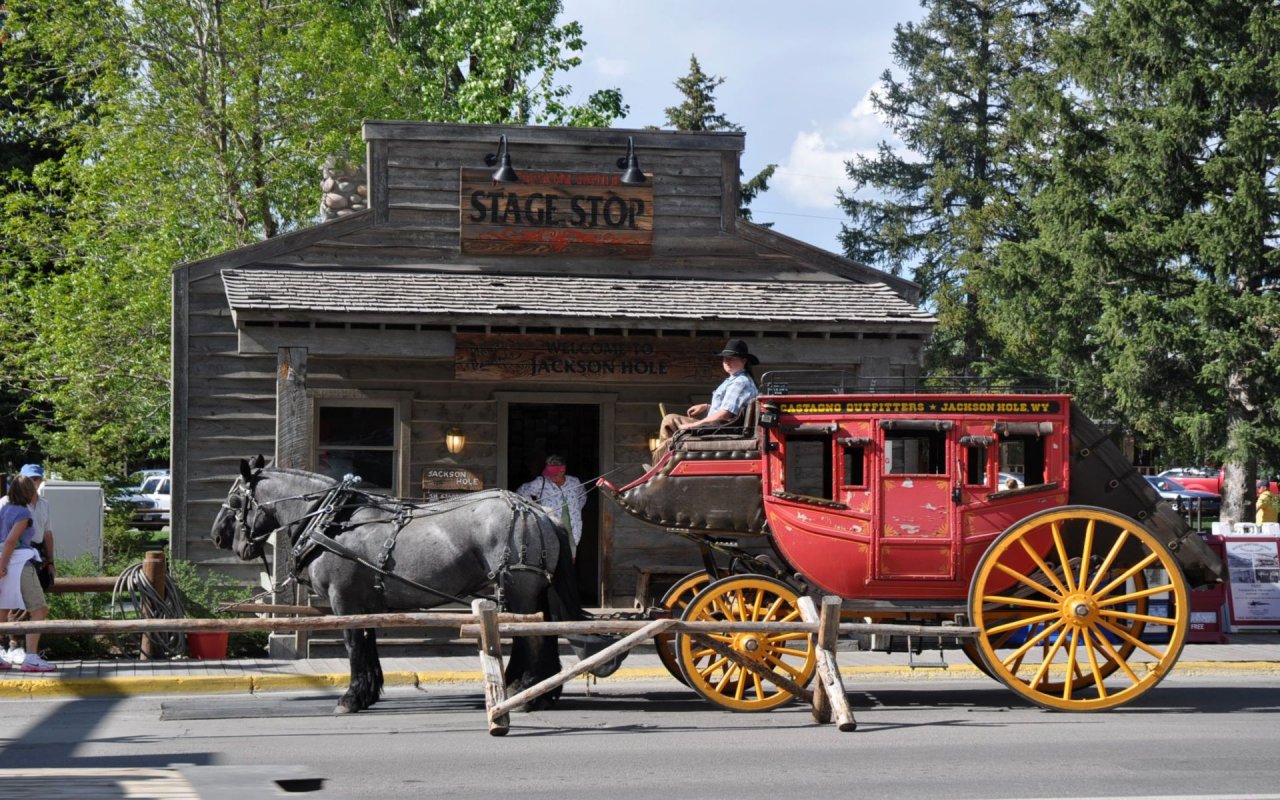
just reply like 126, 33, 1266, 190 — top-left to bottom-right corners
233, 475, 564, 607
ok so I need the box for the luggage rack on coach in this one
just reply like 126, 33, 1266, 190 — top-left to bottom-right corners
758, 370, 1071, 396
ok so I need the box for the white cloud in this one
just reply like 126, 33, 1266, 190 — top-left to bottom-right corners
774, 85, 899, 210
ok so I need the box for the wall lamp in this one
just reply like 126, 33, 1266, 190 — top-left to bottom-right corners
445, 426, 467, 455
484, 134, 519, 183
617, 136, 646, 185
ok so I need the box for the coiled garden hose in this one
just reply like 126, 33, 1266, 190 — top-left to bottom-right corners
110, 561, 187, 658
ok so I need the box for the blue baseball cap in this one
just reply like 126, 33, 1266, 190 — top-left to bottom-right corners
19, 464, 44, 479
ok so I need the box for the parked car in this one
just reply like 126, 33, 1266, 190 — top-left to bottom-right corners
1145, 475, 1221, 515
108, 469, 170, 530
1157, 467, 1223, 495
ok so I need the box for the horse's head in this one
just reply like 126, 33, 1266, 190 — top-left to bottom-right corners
211, 455, 275, 561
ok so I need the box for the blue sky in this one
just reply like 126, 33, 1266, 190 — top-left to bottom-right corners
559, 0, 914, 256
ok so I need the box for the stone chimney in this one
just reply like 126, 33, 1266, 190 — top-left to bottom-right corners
321, 159, 367, 220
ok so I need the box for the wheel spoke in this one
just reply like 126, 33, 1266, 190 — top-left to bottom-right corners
1097, 617, 1167, 660
763, 595, 786, 621
1078, 519, 1096, 589
1095, 552, 1160, 599
981, 594, 1061, 611
994, 561, 1062, 599
987, 609, 1061, 636
700, 657, 730, 679
771, 645, 812, 658
1097, 583, 1173, 607
765, 631, 811, 644
1088, 628, 1141, 685
1085, 530, 1130, 593
1082, 629, 1110, 699
764, 654, 805, 678
1051, 521, 1076, 592
1063, 629, 1082, 700
1101, 608, 1177, 627
1001, 618, 1066, 667
1029, 628, 1070, 689
1017, 536, 1070, 596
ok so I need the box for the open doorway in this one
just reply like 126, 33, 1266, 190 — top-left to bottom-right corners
507, 403, 601, 605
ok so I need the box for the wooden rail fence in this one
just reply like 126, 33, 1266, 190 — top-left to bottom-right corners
0, 601, 980, 736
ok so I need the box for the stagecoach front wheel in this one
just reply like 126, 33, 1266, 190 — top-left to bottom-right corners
969, 506, 1189, 711
655, 571, 710, 686
676, 575, 817, 712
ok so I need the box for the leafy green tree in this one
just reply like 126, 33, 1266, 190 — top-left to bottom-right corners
662, 53, 775, 222
1011, 0, 1280, 520
837, 0, 1078, 373
0, 0, 625, 478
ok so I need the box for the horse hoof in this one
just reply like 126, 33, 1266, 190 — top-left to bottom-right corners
334, 703, 357, 714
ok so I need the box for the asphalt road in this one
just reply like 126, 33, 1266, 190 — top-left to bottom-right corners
2, 673, 1280, 799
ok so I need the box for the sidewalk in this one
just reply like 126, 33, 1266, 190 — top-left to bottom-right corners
2, 634, 1280, 699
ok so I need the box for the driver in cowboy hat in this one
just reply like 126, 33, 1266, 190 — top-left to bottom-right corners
651, 339, 760, 462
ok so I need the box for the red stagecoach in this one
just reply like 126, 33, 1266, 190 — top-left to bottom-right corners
599, 375, 1225, 713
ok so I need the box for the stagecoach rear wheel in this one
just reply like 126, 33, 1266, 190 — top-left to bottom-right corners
655, 571, 711, 686
969, 506, 1189, 711
675, 575, 817, 712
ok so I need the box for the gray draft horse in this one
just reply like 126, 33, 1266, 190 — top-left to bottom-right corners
211, 456, 584, 714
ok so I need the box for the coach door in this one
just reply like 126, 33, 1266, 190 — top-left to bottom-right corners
875, 420, 957, 581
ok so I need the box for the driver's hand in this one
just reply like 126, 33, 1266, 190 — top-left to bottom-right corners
686, 403, 710, 417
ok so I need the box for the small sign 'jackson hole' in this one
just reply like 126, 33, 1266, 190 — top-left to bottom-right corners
460, 168, 653, 257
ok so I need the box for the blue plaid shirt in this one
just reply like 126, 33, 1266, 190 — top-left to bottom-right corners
710, 371, 758, 417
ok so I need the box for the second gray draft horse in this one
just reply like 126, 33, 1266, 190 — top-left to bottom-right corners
211, 456, 586, 714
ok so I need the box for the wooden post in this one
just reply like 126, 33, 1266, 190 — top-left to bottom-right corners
472, 599, 510, 736
799, 595, 856, 732
273, 346, 310, 658
140, 551, 167, 661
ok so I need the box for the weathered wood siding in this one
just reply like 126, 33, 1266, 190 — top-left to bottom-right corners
172, 122, 933, 602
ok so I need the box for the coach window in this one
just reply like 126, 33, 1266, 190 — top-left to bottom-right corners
996, 427, 1049, 487
840, 438, 868, 488
315, 403, 399, 490
884, 430, 947, 475
785, 435, 834, 501
960, 435, 993, 486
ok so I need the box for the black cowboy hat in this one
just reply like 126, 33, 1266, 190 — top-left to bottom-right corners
717, 338, 759, 366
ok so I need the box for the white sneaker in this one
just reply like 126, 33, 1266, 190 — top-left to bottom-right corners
20, 653, 54, 672
5, 647, 25, 666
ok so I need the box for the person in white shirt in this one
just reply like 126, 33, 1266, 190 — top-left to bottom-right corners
516, 455, 588, 561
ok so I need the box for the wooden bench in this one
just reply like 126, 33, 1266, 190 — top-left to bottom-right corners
633, 565, 704, 610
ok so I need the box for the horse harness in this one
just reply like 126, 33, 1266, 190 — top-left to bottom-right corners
236, 475, 556, 610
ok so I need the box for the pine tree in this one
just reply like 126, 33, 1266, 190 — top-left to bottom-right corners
663, 54, 775, 222
837, 0, 1078, 374
1026, 0, 1280, 520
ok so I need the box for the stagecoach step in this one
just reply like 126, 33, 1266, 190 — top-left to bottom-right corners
906, 635, 950, 669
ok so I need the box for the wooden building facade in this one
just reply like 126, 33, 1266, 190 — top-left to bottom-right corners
171, 121, 935, 611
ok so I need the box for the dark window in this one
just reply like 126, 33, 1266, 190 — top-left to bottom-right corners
1000, 436, 1045, 486
785, 436, 833, 500
966, 445, 989, 486
316, 406, 396, 490
885, 431, 946, 475
842, 446, 866, 488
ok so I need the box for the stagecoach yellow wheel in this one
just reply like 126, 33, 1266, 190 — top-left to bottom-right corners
676, 575, 817, 712
655, 572, 711, 686
969, 506, 1189, 711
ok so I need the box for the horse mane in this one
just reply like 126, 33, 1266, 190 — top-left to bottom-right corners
260, 466, 339, 484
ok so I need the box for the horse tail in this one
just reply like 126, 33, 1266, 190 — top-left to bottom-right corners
544, 515, 585, 623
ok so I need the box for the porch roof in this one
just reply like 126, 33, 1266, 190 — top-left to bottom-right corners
221, 268, 936, 328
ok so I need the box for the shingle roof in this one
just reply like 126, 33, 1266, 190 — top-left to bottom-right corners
221, 269, 935, 327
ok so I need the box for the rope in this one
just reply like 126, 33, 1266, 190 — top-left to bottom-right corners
110, 561, 187, 658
